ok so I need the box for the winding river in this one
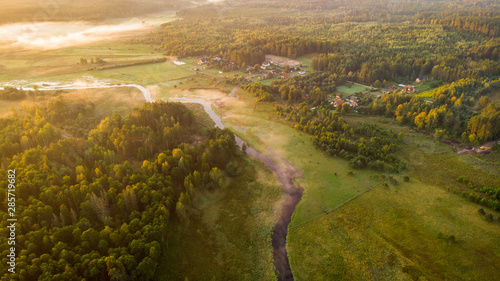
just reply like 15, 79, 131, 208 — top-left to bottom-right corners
168, 97, 304, 280
2, 82, 303, 280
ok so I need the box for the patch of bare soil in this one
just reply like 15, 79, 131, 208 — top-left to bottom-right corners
265, 55, 301, 67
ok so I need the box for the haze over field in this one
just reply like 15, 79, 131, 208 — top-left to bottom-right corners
0, 0, 226, 50
0, 21, 150, 49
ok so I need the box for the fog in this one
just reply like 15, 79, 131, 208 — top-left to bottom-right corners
0, 20, 150, 50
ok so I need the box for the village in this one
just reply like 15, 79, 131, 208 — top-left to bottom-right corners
171, 54, 438, 113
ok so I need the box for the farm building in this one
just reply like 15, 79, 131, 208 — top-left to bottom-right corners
416, 75, 429, 83
402, 85, 415, 94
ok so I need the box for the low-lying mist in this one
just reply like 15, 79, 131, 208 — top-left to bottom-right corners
0, 21, 149, 50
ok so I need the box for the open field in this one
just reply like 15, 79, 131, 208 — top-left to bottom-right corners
288, 115, 500, 280
295, 53, 318, 67
289, 176, 500, 280
157, 89, 378, 226
337, 83, 371, 95
0, 42, 166, 82
157, 155, 284, 280
155, 84, 500, 280
266, 55, 301, 67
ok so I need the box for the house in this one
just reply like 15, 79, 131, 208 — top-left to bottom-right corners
173, 60, 186, 65
398, 84, 406, 87
282, 73, 290, 79
350, 101, 358, 107
402, 85, 415, 94
213, 57, 222, 61
272, 69, 282, 75
261, 60, 271, 69
298, 70, 306, 75
416, 75, 429, 83
198, 57, 208, 64
333, 99, 344, 107
350, 96, 359, 102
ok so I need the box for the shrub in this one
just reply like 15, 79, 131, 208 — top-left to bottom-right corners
447, 234, 456, 243
486, 213, 494, 222
403, 175, 410, 182
478, 208, 486, 215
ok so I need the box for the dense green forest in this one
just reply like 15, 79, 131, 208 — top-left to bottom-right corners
148, 0, 500, 145
149, 0, 499, 84
0, 101, 242, 280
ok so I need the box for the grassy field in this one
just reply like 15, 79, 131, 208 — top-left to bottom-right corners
287, 115, 500, 280
157, 86, 499, 281
158, 89, 378, 225
288, 176, 500, 281
157, 155, 284, 280
295, 53, 318, 68
337, 83, 371, 95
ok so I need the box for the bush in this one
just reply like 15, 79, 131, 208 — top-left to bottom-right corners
403, 175, 410, 182
447, 234, 456, 243
486, 213, 494, 222
388, 175, 398, 185
225, 161, 240, 177
478, 208, 486, 215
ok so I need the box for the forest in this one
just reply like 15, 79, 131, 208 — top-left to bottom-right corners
149, 0, 499, 84
148, 0, 500, 145
0, 101, 242, 280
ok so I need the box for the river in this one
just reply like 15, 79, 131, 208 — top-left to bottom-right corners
168, 97, 304, 281
2, 80, 304, 280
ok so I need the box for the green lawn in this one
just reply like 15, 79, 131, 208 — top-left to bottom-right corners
295, 53, 318, 67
